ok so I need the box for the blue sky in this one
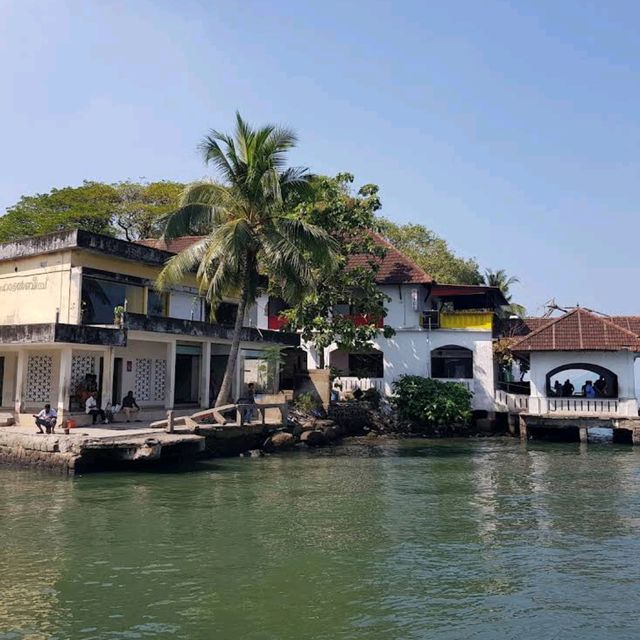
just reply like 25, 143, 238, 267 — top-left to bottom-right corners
2, 0, 640, 315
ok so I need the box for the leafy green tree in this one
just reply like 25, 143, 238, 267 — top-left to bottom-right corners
112, 181, 185, 240
280, 173, 395, 367
0, 180, 184, 243
157, 113, 337, 406
483, 268, 525, 317
0, 182, 118, 242
378, 219, 483, 284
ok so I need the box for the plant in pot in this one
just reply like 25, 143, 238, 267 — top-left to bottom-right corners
113, 305, 125, 327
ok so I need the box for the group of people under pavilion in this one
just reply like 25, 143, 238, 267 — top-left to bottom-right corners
551, 375, 609, 398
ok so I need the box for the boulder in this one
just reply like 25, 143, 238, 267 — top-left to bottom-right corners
269, 432, 296, 450
300, 430, 327, 447
323, 426, 340, 442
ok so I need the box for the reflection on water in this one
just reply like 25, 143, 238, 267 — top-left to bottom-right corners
1, 439, 640, 639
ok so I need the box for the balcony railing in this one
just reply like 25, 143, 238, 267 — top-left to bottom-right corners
421, 311, 494, 331
334, 376, 385, 394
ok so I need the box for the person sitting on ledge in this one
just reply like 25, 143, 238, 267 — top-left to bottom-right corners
34, 403, 57, 434
85, 392, 106, 425
121, 391, 141, 422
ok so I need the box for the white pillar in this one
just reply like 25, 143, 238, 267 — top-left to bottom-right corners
57, 347, 73, 420
234, 348, 244, 402
165, 341, 177, 409
101, 347, 114, 408
14, 350, 26, 414
200, 341, 211, 408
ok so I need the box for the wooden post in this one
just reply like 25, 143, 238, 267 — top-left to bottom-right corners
518, 416, 527, 440
579, 427, 588, 444
166, 410, 174, 434
261, 406, 266, 426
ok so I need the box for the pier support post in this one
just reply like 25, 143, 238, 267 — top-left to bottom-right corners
166, 410, 174, 434
518, 416, 527, 440
633, 428, 640, 446
579, 427, 588, 444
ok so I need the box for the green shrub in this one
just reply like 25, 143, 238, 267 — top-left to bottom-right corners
294, 392, 319, 412
392, 375, 472, 427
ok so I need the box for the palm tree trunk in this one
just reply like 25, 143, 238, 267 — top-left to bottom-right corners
215, 264, 251, 407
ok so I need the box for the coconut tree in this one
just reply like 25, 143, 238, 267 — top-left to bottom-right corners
157, 113, 337, 406
484, 269, 525, 317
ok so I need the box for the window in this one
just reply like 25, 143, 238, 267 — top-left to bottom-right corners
431, 345, 473, 379
81, 277, 144, 323
205, 301, 238, 326
147, 290, 168, 317
348, 352, 384, 378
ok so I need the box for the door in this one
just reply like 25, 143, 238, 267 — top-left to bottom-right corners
174, 354, 201, 404
112, 357, 123, 405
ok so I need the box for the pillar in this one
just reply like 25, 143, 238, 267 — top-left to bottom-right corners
632, 428, 640, 446
579, 427, 588, 443
14, 350, 26, 414
200, 341, 211, 408
101, 347, 114, 408
518, 415, 528, 440
165, 341, 177, 409
57, 347, 73, 421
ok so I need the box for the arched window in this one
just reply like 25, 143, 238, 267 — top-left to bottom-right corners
431, 345, 473, 379
545, 363, 618, 398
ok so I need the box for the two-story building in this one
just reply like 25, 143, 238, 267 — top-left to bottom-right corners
256, 234, 508, 412
0, 230, 298, 425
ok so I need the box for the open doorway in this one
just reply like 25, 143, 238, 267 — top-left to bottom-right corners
174, 344, 202, 405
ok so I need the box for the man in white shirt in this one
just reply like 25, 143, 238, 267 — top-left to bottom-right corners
85, 392, 106, 425
33, 404, 57, 434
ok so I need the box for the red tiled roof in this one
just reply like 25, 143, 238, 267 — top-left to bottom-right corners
348, 233, 433, 285
137, 236, 204, 254
138, 231, 435, 285
610, 316, 640, 335
511, 308, 640, 352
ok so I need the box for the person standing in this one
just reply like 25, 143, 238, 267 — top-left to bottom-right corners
242, 382, 256, 423
562, 379, 575, 397
85, 392, 106, 425
33, 404, 57, 434
121, 391, 141, 422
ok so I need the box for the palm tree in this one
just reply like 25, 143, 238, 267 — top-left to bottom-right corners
157, 113, 337, 406
484, 269, 525, 317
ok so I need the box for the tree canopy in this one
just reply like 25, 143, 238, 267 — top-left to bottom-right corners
279, 173, 395, 365
0, 180, 184, 243
378, 219, 483, 285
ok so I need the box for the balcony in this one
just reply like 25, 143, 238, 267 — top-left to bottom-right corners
421, 311, 494, 331
125, 313, 300, 346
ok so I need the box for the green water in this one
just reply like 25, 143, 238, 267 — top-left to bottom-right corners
2, 439, 640, 640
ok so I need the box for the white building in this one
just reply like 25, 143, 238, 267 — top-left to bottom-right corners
506, 308, 640, 418
256, 235, 508, 412
0, 230, 298, 426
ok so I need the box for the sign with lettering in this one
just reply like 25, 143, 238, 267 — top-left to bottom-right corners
0, 277, 48, 292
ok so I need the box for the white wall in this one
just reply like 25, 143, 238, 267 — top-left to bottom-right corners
114, 341, 168, 407
324, 327, 495, 411
379, 285, 425, 329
